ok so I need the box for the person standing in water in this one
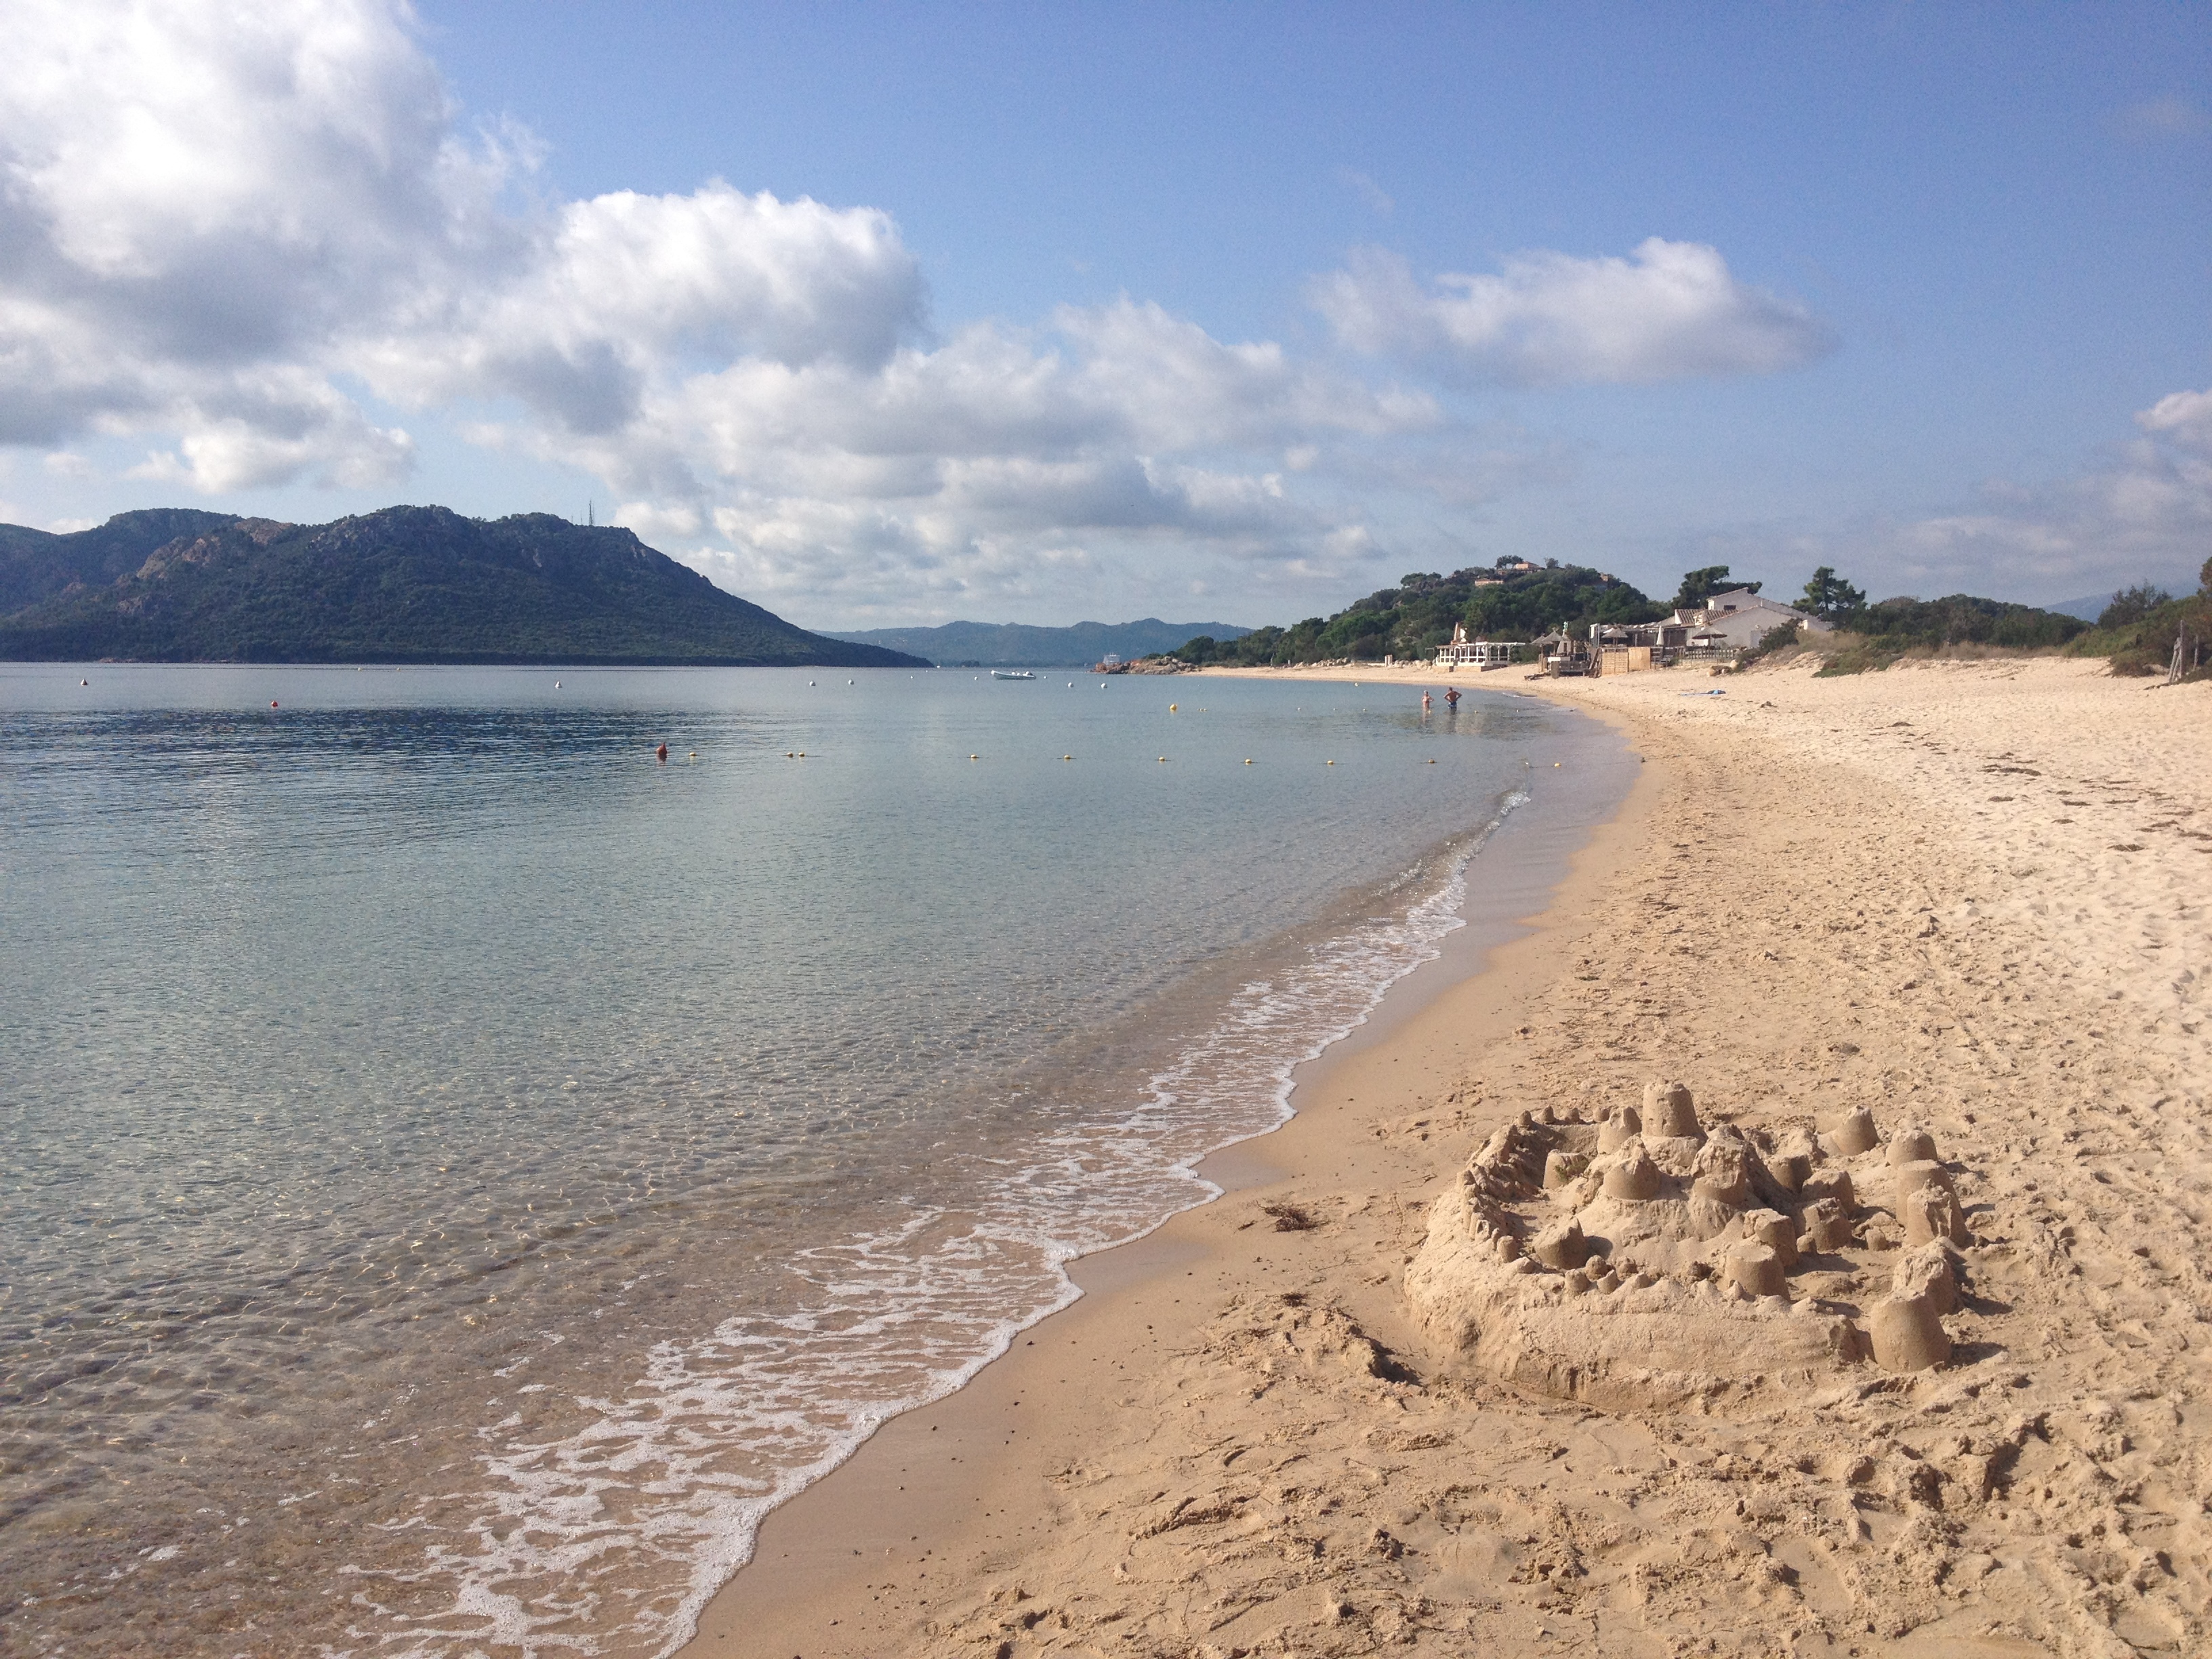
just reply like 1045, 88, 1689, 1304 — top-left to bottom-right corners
1444, 686, 1460, 710
1421, 690, 1433, 713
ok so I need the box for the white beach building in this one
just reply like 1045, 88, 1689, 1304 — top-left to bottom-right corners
1435, 623, 1523, 669
1674, 588, 1832, 651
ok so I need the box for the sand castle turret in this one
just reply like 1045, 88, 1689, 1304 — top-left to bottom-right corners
1602, 1142, 1662, 1201
1868, 1292, 1950, 1372
1829, 1105, 1879, 1156
1643, 1079, 1702, 1140
1887, 1126, 1938, 1166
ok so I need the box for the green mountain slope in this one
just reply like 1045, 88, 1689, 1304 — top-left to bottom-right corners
821, 617, 1251, 666
0, 508, 241, 614
1170, 560, 1666, 665
0, 506, 926, 668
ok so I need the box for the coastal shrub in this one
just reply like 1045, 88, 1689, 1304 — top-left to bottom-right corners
1806, 594, 2087, 674
1810, 632, 1883, 676
2071, 590, 2212, 678
2097, 583, 2174, 630
1735, 620, 1809, 671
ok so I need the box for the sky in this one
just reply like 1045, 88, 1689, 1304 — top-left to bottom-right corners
1, 1, 2207, 628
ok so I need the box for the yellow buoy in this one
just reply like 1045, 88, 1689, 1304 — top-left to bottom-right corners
1168, 703, 1177, 712
1244, 758, 1252, 764
1326, 759, 1335, 766
1063, 754, 1072, 760
970, 754, 979, 760
1158, 756, 1168, 762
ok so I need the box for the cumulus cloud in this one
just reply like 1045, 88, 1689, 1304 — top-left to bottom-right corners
1, 0, 1484, 614
1311, 238, 1832, 386
358, 184, 927, 437
3, 1, 1840, 620
0, 0, 472, 473
451, 295, 1448, 616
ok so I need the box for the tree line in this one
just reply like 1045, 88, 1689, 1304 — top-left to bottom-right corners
1169, 554, 2089, 668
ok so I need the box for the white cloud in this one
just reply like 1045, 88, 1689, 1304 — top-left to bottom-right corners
2116, 96, 2209, 139
1902, 390, 2211, 592
1311, 238, 1833, 386
0, 0, 1486, 618
357, 184, 926, 436
0, 1, 1844, 623
1334, 167, 1395, 217
0, 0, 484, 453
2137, 388, 2212, 450
1742, 388, 2212, 602
0, 1, 920, 476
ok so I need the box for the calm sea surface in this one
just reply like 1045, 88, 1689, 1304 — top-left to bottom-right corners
0, 663, 1625, 1656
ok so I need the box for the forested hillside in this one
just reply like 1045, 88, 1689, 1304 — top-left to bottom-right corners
1170, 559, 1665, 665
0, 507, 925, 667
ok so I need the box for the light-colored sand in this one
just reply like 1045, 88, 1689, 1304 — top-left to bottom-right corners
683, 656, 2209, 1658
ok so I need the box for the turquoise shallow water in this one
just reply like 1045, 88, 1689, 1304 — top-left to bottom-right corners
0, 663, 1624, 1656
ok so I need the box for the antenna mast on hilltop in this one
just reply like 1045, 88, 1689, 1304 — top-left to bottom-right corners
587, 499, 594, 527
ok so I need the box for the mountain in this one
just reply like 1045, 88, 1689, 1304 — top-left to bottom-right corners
2047, 592, 2118, 623
820, 617, 1251, 667
0, 507, 926, 668
0, 508, 241, 615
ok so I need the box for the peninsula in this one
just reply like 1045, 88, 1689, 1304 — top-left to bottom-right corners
0, 506, 928, 668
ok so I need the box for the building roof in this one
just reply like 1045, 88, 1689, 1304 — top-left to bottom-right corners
1705, 588, 1810, 620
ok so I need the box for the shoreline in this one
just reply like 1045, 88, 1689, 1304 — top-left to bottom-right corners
681, 655, 2203, 1654
684, 655, 2209, 1659
678, 692, 1652, 1656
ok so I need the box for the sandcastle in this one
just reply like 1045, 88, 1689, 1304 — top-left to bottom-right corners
1404, 1080, 1971, 1408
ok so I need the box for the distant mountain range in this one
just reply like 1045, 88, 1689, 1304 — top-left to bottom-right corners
0, 507, 926, 668
2046, 593, 2118, 623
821, 617, 1250, 666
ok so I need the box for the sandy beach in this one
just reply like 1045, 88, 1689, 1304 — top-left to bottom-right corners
682, 655, 2209, 1659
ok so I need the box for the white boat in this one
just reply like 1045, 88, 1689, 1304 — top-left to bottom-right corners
989, 670, 1038, 680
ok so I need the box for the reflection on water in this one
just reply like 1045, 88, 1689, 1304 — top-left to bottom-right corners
0, 663, 1614, 1656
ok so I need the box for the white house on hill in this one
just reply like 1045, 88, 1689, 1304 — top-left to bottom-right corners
1674, 588, 1832, 651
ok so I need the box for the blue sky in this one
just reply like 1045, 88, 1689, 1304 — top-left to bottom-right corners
2, 1, 2205, 626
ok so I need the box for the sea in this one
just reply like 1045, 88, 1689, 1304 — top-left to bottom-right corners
0, 663, 1631, 1657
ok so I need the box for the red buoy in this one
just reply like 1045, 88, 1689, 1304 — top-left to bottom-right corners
270, 700, 279, 708
655, 742, 668, 762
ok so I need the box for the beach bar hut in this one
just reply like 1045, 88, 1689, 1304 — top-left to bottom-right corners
1435, 625, 1523, 670
1532, 632, 1588, 676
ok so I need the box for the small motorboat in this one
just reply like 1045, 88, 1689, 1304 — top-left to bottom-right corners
989, 670, 1038, 680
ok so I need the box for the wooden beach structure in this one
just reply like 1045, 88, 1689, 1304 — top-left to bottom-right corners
1434, 624, 1525, 670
